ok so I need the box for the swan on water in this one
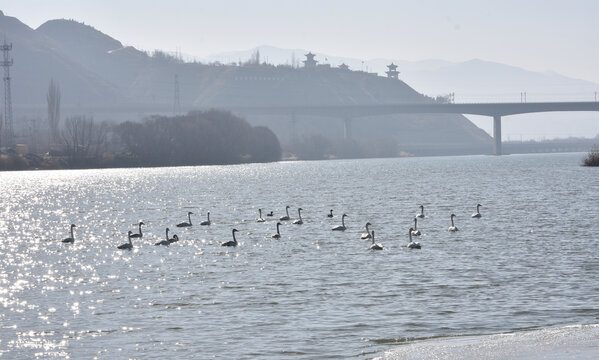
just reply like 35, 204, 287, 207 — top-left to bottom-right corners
279, 206, 291, 221
407, 228, 422, 249
221, 229, 239, 247
327, 209, 334, 218
472, 204, 482, 218
176, 211, 193, 227
155, 228, 172, 246
266, 211, 274, 217
272, 222, 282, 239
61, 224, 76, 243
130, 221, 144, 238
256, 209, 265, 223
293, 208, 303, 224
332, 214, 347, 231
118, 231, 134, 250
361, 222, 372, 239
169, 234, 179, 243
448, 214, 459, 232
416, 205, 425, 218
369, 230, 383, 250
200, 212, 211, 226
411, 218, 422, 236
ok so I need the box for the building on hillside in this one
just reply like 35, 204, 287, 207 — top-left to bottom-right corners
386, 63, 400, 79
303, 52, 318, 69
338, 63, 350, 71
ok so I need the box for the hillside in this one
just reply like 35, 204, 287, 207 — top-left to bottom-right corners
0, 10, 492, 155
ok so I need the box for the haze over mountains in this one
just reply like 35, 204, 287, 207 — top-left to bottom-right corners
0, 9, 597, 154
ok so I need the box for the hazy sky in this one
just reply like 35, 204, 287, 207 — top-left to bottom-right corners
3, 0, 599, 83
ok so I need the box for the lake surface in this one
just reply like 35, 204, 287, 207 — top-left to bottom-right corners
1, 153, 598, 359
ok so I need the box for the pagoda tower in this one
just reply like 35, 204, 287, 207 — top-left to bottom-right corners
303, 52, 318, 69
386, 63, 399, 79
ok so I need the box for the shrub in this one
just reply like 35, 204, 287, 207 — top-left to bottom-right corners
582, 145, 599, 166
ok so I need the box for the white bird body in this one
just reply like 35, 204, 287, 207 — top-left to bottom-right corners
472, 204, 482, 218
293, 208, 303, 224
332, 214, 347, 231
411, 218, 421, 236
257, 209, 265, 222
279, 206, 291, 221
361, 222, 372, 239
407, 228, 421, 249
369, 230, 383, 250
448, 214, 459, 232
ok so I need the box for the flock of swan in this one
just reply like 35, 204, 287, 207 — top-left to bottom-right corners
61, 204, 484, 250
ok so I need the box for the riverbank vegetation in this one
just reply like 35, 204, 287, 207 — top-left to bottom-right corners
0, 110, 281, 171
582, 145, 599, 166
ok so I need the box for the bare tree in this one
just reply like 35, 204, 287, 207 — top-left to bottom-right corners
47, 79, 61, 145
62, 116, 107, 160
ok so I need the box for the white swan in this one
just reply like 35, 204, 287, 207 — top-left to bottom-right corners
221, 229, 239, 247
176, 211, 193, 227
411, 218, 421, 236
448, 214, 459, 232
472, 204, 482, 218
118, 231, 134, 250
256, 209, 265, 223
327, 209, 334, 218
332, 214, 347, 231
361, 222, 372, 239
369, 230, 383, 250
416, 205, 425, 218
293, 208, 303, 224
407, 228, 421, 249
271, 222, 282, 239
279, 206, 291, 221
200, 212, 211, 226
130, 221, 144, 238
155, 228, 172, 246
61, 224, 76, 243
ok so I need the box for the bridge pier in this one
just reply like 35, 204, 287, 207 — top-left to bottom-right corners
493, 115, 502, 155
343, 118, 353, 140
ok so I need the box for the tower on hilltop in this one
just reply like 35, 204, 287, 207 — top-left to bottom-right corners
1, 39, 14, 147
386, 63, 399, 79
303, 52, 318, 69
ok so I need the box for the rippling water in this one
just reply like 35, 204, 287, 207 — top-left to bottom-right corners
1, 153, 598, 359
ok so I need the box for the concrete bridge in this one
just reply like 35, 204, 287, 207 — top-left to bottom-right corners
228, 101, 599, 155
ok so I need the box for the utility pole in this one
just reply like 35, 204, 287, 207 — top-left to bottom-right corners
173, 74, 181, 115
1, 39, 14, 147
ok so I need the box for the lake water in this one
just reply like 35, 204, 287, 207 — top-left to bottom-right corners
1, 153, 598, 359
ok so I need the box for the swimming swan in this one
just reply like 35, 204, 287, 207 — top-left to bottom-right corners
266, 211, 274, 217
472, 204, 482, 218
221, 229, 239, 247
407, 228, 422, 249
279, 206, 291, 221
411, 218, 421, 236
257, 209, 265, 223
416, 205, 425, 218
118, 231, 134, 250
293, 208, 303, 224
61, 224, 76, 243
130, 221, 144, 238
332, 214, 348, 231
369, 230, 383, 250
448, 214, 459, 232
176, 211, 193, 227
272, 222, 282, 239
361, 222, 372, 239
200, 212, 211, 226
327, 209, 334, 218
155, 228, 172, 246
